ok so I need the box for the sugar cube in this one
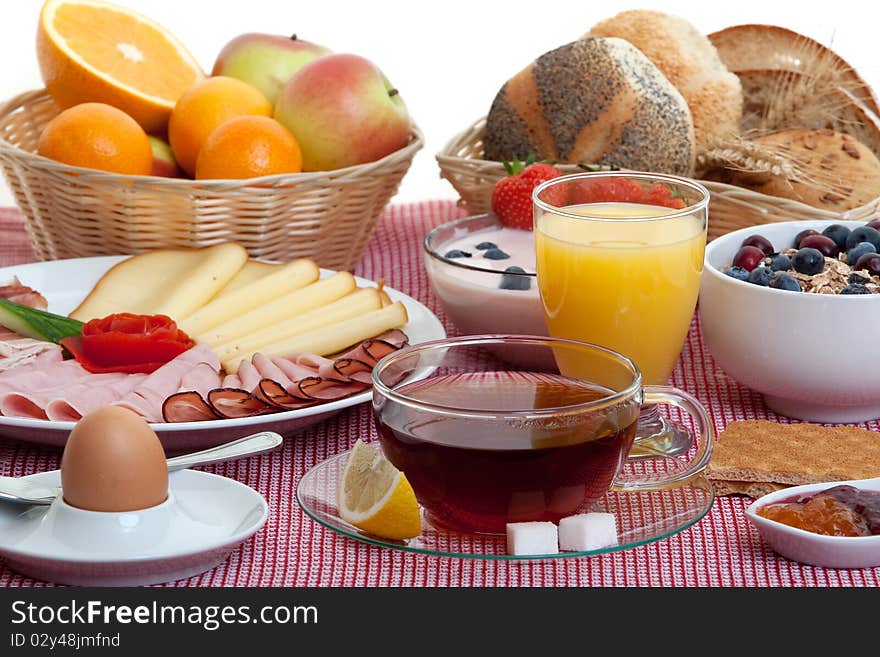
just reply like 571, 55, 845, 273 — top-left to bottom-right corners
506, 521, 559, 556
558, 513, 618, 551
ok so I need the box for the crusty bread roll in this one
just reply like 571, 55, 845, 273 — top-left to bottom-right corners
483, 37, 695, 175
708, 24, 880, 116
587, 10, 743, 155
713, 129, 880, 211
736, 69, 880, 158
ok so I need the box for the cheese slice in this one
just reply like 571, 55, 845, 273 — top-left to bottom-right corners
69, 243, 248, 321
213, 260, 280, 297
223, 301, 409, 374
213, 287, 384, 363
197, 271, 357, 346
177, 259, 320, 335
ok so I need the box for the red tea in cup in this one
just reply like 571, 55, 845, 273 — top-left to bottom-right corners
371, 336, 714, 536
375, 371, 638, 533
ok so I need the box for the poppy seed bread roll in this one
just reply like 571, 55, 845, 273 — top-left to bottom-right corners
587, 10, 743, 156
483, 38, 695, 175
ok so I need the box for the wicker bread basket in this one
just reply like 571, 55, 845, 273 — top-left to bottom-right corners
437, 117, 880, 240
0, 89, 424, 269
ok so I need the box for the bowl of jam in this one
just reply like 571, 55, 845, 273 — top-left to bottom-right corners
745, 479, 880, 569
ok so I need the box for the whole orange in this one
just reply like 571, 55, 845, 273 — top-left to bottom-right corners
37, 102, 153, 175
195, 116, 303, 180
168, 76, 272, 176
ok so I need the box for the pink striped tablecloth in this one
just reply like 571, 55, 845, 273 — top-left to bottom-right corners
0, 201, 877, 588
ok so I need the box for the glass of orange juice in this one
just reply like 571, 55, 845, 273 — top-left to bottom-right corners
532, 172, 709, 456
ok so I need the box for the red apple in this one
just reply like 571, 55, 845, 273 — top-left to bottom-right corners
148, 136, 184, 178
274, 54, 412, 171
211, 33, 330, 105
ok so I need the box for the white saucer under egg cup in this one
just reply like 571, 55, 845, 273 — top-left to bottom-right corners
0, 469, 268, 586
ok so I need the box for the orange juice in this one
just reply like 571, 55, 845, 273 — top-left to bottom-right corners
535, 202, 705, 384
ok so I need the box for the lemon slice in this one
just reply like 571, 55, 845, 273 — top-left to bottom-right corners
338, 440, 421, 540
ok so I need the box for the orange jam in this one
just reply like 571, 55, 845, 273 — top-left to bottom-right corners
757, 485, 880, 537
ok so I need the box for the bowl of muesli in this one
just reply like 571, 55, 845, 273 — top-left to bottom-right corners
700, 219, 880, 423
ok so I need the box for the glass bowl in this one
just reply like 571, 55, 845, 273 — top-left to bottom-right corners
423, 214, 547, 336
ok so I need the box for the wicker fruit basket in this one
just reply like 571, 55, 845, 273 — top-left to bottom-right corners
0, 89, 424, 270
437, 117, 880, 240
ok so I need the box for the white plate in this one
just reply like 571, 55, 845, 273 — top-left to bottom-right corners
0, 256, 446, 450
0, 469, 268, 586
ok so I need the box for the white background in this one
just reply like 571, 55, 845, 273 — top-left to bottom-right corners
1, 0, 878, 206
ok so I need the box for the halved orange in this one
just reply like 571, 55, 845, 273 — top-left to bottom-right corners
36, 0, 205, 134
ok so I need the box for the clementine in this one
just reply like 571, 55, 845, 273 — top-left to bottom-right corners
37, 102, 153, 175
168, 76, 273, 176
195, 116, 303, 180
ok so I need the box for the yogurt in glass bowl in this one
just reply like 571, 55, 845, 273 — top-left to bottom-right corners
423, 214, 547, 336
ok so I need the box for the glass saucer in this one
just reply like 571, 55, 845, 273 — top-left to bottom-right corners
295, 447, 715, 561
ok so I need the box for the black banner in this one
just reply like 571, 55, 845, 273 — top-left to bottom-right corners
0, 585, 865, 652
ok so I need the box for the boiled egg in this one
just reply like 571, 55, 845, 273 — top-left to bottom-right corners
60, 406, 168, 512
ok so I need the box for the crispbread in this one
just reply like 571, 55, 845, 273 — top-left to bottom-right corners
706, 420, 880, 486
711, 480, 788, 498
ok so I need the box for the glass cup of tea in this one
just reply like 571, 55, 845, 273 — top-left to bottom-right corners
371, 335, 714, 535
532, 172, 710, 457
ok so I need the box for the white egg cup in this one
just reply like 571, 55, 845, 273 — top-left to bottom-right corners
0, 469, 268, 586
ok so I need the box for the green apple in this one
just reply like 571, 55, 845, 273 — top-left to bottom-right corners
274, 54, 413, 171
211, 33, 331, 105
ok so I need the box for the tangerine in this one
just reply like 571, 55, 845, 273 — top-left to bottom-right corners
168, 76, 272, 176
37, 102, 153, 175
195, 116, 303, 180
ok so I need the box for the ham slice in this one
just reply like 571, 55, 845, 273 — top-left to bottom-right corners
0, 354, 87, 393
161, 331, 410, 422
206, 389, 275, 418
44, 374, 149, 422
161, 391, 220, 423
178, 362, 223, 398
0, 329, 63, 374
0, 328, 410, 424
0, 277, 48, 311
114, 343, 220, 422
1, 370, 140, 419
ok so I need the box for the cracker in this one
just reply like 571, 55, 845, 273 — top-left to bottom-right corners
705, 420, 880, 485
711, 479, 789, 498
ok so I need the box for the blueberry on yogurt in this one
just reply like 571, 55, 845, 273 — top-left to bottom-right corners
475, 242, 497, 251
483, 248, 510, 260
445, 249, 471, 259
499, 266, 531, 291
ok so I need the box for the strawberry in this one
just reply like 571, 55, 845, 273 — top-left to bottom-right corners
491, 157, 562, 230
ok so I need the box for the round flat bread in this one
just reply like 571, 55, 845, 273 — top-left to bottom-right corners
708, 24, 879, 116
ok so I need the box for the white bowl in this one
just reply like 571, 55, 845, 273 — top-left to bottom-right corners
745, 478, 880, 569
700, 219, 880, 423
